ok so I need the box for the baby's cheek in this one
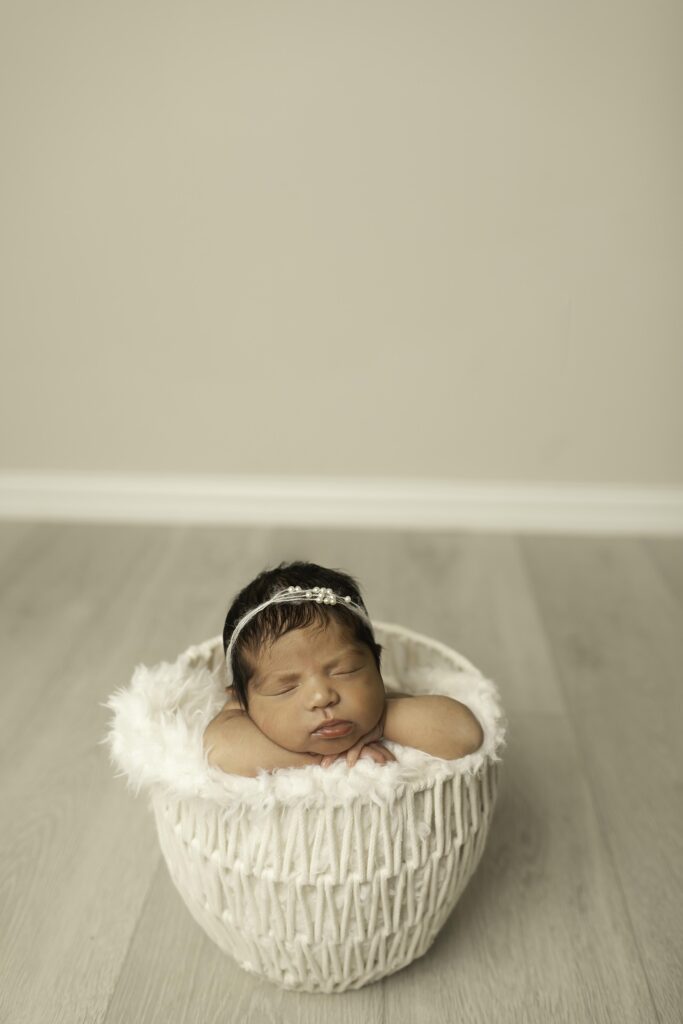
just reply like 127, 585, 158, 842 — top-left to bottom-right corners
255, 707, 308, 751
357, 687, 385, 729
250, 707, 279, 740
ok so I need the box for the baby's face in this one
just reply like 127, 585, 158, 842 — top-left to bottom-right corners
245, 617, 386, 756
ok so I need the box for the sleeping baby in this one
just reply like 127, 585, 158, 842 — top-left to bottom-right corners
203, 560, 484, 778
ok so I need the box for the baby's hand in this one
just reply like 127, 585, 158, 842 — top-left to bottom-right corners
320, 741, 396, 769
321, 703, 395, 769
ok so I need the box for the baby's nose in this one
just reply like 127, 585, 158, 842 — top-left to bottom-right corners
306, 680, 339, 705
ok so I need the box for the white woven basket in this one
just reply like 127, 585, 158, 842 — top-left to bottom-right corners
104, 621, 507, 993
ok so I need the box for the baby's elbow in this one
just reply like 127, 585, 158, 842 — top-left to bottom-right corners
463, 712, 484, 756
205, 741, 257, 778
203, 723, 244, 777
445, 700, 485, 760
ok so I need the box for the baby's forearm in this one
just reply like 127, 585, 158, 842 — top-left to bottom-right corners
383, 695, 483, 760
204, 711, 321, 777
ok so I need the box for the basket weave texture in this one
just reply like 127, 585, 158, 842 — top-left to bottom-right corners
104, 621, 507, 993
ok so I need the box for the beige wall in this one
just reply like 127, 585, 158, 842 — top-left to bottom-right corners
1, 1, 681, 485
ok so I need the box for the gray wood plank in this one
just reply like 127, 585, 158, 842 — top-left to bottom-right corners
0, 524, 271, 1024
0, 520, 41, 577
520, 535, 683, 1024
641, 536, 683, 610
0, 524, 185, 1024
0, 522, 174, 758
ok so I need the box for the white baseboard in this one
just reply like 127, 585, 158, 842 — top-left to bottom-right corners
0, 471, 681, 535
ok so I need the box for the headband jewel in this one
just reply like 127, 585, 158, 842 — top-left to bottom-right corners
286, 584, 352, 605
224, 584, 373, 672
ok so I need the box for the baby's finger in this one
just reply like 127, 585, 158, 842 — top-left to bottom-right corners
362, 742, 397, 765
345, 744, 365, 768
359, 744, 390, 765
358, 747, 382, 764
343, 742, 377, 768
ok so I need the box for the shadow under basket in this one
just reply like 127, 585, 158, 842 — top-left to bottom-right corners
103, 620, 507, 993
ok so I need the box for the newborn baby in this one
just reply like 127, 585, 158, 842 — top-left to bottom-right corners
203, 560, 484, 778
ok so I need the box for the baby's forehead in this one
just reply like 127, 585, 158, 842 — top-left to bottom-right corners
250, 624, 366, 675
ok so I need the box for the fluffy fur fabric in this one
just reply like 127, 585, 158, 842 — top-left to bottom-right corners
102, 621, 507, 812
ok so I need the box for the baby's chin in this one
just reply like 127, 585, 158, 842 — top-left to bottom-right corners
307, 727, 361, 755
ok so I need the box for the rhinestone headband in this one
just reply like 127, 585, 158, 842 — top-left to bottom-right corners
224, 584, 373, 674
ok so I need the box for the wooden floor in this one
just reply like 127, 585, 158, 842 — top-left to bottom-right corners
0, 521, 681, 1024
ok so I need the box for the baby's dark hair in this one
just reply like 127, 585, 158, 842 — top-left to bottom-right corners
222, 560, 383, 711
